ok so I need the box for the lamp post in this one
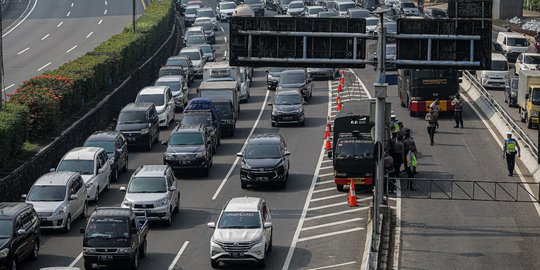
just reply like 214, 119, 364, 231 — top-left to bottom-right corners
132, 0, 136, 33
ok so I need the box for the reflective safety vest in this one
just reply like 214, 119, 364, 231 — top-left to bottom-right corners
505, 139, 517, 153
408, 152, 417, 167
391, 123, 400, 133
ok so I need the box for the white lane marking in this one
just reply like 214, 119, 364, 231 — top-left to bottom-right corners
321, 159, 332, 163
2, 84, 15, 92
312, 187, 336, 194
17, 47, 30, 55
105, 0, 108, 5
315, 180, 335, 186
104, 9, 108, 15
41, 34, 50, 40
68, 252, 83, 267
301, 218, 362, 232
57, 21, 63, 27
71, 2, 74, 7
37, 62, 51, 71
98, 19, 103, 25
211, 90, 271, 200
310, 194, 344, 202
86, 32, 94, 38
305, 207, 369, 221
282, 80, 331, 270
2, 0, 38, 37
307, 261, 357, 270
66, 11, 71, 17
220, 26, 225, 32
167, 241, 189, 270
297, 227, 364, 243
348, 68, 372, 99
224, 36, 227, 43
224, 50, 228, 58
361, 217, 373, 270
318, 172, 333, 177
319, 166, 333, 170
66, 45, 78, 53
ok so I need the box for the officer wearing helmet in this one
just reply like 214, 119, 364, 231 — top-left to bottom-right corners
503, 131, 521, 176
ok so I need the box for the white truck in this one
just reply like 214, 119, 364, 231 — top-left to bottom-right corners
203, 62, 250, 102
198, 81, 240, 116
518, 69, 540, 129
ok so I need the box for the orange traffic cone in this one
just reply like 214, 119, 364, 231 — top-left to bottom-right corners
337, 84, 342, 93
336, 92, 341, 105
348, 179, 358, 207
341, 70, 345, 77
324, 136, 332, 151
324, 118, 331, 140
337, 99, 343, 111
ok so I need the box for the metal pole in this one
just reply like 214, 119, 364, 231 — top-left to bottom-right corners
0, 2, 3, 110
132, 0, 136, 33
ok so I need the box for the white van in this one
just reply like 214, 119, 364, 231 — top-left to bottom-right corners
476, 53, 509, 88
496, 32, 530, 62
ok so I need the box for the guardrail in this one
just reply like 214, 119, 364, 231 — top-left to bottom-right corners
463, 71, 538, 160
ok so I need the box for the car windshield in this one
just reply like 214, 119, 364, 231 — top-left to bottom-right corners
180, 51, 201, 61
84, 141, 115, 154
199, 23, 213, 31
166, 58, 189, 67
136, 94, 164, 106
118, 111, 147, 124
309, 7, 323, 14
86, 217, 129, 239
218, 212, 261, 229
279, 72, 305, 84
366, 18, 379, 26
169, 133, 204, 145
159, 68, 184, 77
336, 140, 374, 158
220, 2, 236, 9
282, 0, 292, 5
289, 2, 303, 8
185, 7, 197, 14
215, 104, 231, 115
275, 94, 302, 105
325, 1, 336, 9
182, 114, 212, 126
128, 177, 167, 193
0, 220, 12, 238
524, 55, 540, 64
199, 46, 213, 54
402, 2, 415, 8
338, 2, 355, 11
507, 38, 528, 47
245, 143, 281, 159
155, 81, 181, 92
197, 10, 215, 17
187, 36, 207, 45
491, 60, 508, 71
27, 185, 66, 201
57, 160, 94, 175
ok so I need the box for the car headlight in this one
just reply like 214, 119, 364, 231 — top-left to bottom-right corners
123, 200, 133, 207
293, 107, 304, 114
0, 248, 9, 258
251, 236, 263, 245
164, 153, 174, 159
196, 151, 207, 158
195, 64, 202, 69
83, 247, 96, 253
53, 207, 66, 218
117, 247, 132, 253
241, 162, 251, 170
156, 198, 168, 207
141, 128, 149, 134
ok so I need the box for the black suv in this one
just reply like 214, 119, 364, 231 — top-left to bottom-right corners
0, 203, 40, 270
277, 69, 313, 100
269, 90, 306, 127
116, 103, 160, 151
212, 98, 237, 136
162, 124, 214, 176
165, 56, 195, 85
237, 134, 290, 189
181, 111, 221, 150
83, 131, 129, 182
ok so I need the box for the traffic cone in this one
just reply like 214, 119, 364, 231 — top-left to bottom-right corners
324, 118, 331, 140
337, 84, 343, 93
337, 99, 343, 111
348, 179, 358, 207
341, 70, 345, 77
340, 77, 344, 85
336, 92, 341, 105
324, 136, 332, 151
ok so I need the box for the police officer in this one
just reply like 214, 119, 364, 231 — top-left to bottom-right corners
452, 93, 464, 128
503, 131, 521, 176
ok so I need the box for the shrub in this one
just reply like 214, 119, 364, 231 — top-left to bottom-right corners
19, 75, 76, 116
0, 104, 29, 165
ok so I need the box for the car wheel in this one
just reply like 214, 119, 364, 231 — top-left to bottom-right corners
130, 250, 139, 270
527, 115, 533, 129
241, 182, 247, 189
84, 261, 93, 270
409, 110, 416, 117
105, 179, 110, 192
166, 116, 170, 129
64, 215, 72, 233
112, 167, 119, 182
211, 259, 220, 269
30, 240, 39, 260
155, 131, 160, 143
271, 122, 276, 127
81, 203, 88, 220
336, 184, 344, 192
122, 158, 129, 173
139, 239, 147, 258
299, 120, 305, 127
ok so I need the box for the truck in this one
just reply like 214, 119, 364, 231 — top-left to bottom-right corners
203, 62, 252, 102
81, 207, 148, 270
518, 69, 540, 128
398, 69, 461, 117
198, 81, 240, 116
327, 100, 376, 192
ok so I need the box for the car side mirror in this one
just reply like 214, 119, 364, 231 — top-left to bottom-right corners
327, 151, 333, 159
16, 229, 26, 236
207, 222, 216, 228
170, 186, 177, 191
161, 140, 168, 145
284, 151, 291, 156
80, 227, 85, 234
69, 194, 79, 201
20, 194, 27, 200
120, 187, 127, 192
50, 168, 56, 172
98, 168, 105, 174
267, 102, 273, 106
236, 152, 244, 157
263, 222, 272, 228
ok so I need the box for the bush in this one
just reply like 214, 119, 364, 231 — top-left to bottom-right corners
19, 75, 76, 116
0, 104, 29, 165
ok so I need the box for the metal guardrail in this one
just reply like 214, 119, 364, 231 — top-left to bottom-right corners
464, 71, 538, 159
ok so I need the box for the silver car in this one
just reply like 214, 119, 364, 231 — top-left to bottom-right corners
121, 165, 180, 226
23, 171, 88, 232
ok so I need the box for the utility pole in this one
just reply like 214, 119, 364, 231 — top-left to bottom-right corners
132, 0, 136, 33
371, 9, 389, 252
0, 3, 4, 110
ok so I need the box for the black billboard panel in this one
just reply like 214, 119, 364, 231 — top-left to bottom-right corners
396, 18, 492, 70
229, 17, 367, 68
447, 0, 492, 19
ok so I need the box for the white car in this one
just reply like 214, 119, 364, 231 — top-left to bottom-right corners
121, 165, 180, 226
197, 7, 218, 30
208, 197, 272, 268
184, 26, 205, 46
240, 68, 251, 102
336, 1, 356, 16
287, 1, 305, 16
154, 75, 189, 110
179, 47, 207, 76
217, 1, 237, 21
399, 1, 419, 15
135, 86, 175, 128
24, 171, 88, 232
365, 17, 379, 33
515, 52, 540, 75
305, 5, 324, 17
55, 147, 112, 202
477, 53, 510, 88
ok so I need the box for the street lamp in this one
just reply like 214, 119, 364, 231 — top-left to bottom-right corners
132, 0, 136, 33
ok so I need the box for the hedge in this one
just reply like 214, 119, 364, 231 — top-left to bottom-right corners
0, 104, 29, 165
3, 0, 173, 141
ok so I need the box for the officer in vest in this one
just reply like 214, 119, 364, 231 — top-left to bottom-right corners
503, 131, 521, 177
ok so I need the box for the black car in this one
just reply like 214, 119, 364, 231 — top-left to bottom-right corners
277, 69, 313, 100
270, 90, 306, 127
238, 134, 290, 189
165, 56, 195, 85
0, 203, 40, 270
181, 110, 221, 151
83, 131, 129, 182
116, 103, 160, 151
505, 76, 519, 107
162, 124, 214, 176
266, 67, 288, 90
265, 0, 279, 11
212, 99, 237, 136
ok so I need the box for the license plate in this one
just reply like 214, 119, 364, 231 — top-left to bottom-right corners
179, 161, 191, 164
230, 252, 243, 258
127, 137, 136, 142
283, 117, 291, 120
256, 177, 269, 181
493, 82, 500, 86
146, 210, 152, 214
98, 255, 113, 261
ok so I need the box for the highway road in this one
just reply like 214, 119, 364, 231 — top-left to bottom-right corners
1, 0, 148, 96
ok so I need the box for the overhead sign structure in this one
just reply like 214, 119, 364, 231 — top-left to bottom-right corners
229, 17, 367, 68
447, 0, 493, 19
395, 18, 492, 70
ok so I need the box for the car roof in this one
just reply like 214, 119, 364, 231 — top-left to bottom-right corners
138, 86, 168, 95
133, 165, 168, 178
500, 32, 527, 38
121, 102, 153, 112
92, 207, 132, 217
290, 0, 304, 4
186, 5, 200, 9
156, 75, 183, 82
224, 197, 262, 212
174, 124, 205, 133
168, 55, 190, 61
199, 81, 238, 89
0, 203, 33, 218
62, 147, 102, 160
87, 131, 119, 141
276, 89, 301, 96
35, 171, 79, 186
248, 133, 282, 144
220, 1, 236, 4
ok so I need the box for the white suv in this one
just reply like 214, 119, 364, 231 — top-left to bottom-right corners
208, 197, 272, 268
135, 86, 175, 128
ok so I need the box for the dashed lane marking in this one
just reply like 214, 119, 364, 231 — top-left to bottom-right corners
305, 207, 369, 221
2, 84, 15, 92
37, 62, 51, 71
17, 47, 30, 55
319, 166, 333, 170
297, 227, 364, 243
66, 45, 78, 53
71, 2, 74, 7
318, 172, 333, 177
57, 21, 63, 27
301, 218, 362, 232
86, 32, 93, 38
68, 252, 83, 267
167, 241, 189, 270
66, 11, 71, 17
104, 9, 108, 15
41, 34, 50, 40
98, 19, 103, 24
